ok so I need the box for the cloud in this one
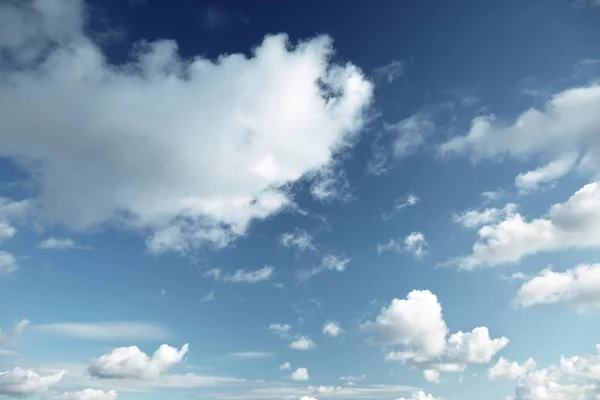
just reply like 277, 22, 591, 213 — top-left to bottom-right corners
289, 336, 315, 351
440, 84, 600, 191
452, 204, 516, 228
368, 115, 434, 175
88, 343, 189, 380
514, 368, 594, 400
0, 222, 15, 240
279, 362, 291, 370
0, 367, 64, 397
0, 0, 373, 254
339, 374, 365, 384
38, 237, 89, 250
228, 352, 273, 359
395, 391, 441, 400
290, 367, 310, 381
381, 194, 420, 221
515, 264, 600, 311
35, 322, 169, 341
450, 181, 600, 269
268, 323, 292, 339
373, 59, 408, 83
0, 251, 18, 276
298, 253, 350, 280
0, 319, 29, 347
423, 370, 440, 383
377, 232, 427, 259
54, 389, 118, 400
205, 267, 274, 283
223, 266, 274, 283
363, 290, 508, 373
322, 321, 343, 338
280, 229, 316, 252
201, 291, 215, 303
488, 357, 536, 380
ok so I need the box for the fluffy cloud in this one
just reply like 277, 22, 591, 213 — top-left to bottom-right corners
322, 321, 343, 337
440, 84, 600, 189
280, 229, 316, 252
0, 251, 18, 276
54, 389, 118, 400
88, 344, 189, 380
395, 391, 441, 400
514, 369, 595, 400
515, 264, 600, 311
290, 367, 310, 381
451, 181, 600, 269
364, 290, 508, 374
289, 336, 315, 351
0, 319, 29, 347
279, 362, 291, 370
377, 232, 427, 259
488, 357, 536, 380
34, 322, 169, 341
0, 0, 372, 253
268, 323, 292, 339
0, 222, 15, 240
560, 345, 600, 381
0, 367, 64, 397
423, 369, 440, 383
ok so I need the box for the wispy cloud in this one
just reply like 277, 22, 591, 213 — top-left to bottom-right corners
382, 193, 420, 220
373, 59, 409, 83
227, 352, 273, 359
204, 266, 274, 284
39, 237, 90, 250
34, 322, 170, 341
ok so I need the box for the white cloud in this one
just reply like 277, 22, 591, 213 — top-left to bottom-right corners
228, 352, 273, 359
322, 321, 343, 338
279, 362, 291, 370
387, 114, 435, 159
373, 59, 408, 83
290, 367, 310, 381
0, 319, 29, 347
450, 181, 600, 269
268, 323, 292, 339
0, 222, 15, 240
515, 264, 600, 311
206, 266, 274, 283
560, 345, 600, 381
54, 389, 118, 400
423, 369, 440, 383
364, 290, 508, 373
0, 251, 18, 276
280, 229, 316, 252
88, 343, 189, 380
395, 391, 441, 400
514, 368, 594, 400
35, 322, 169, 341
440, 84, 600, 190
452, 204, 516, 228
340, 374, 365, 383
289, 336, 315, 351
223, 266, 274, 283
515, 153, 577, 192
300, 397, 317, 400
377, 232, 427, 259
39, 237, 89, 250
488, 357, 536, 380
0, 367, 64, 397
381, 194, 420, 220
0, 0, 373, 253
298, 253, 350, 280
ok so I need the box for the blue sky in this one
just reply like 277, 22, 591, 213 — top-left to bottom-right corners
1, 1, 600, 400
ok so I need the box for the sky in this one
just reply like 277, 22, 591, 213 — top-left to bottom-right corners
0, 0, 600, 400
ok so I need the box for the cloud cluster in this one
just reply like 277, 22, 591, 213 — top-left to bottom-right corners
0, 367, 64, 397
88, 344, 189, 380
363, 290, 508, 375
441, 84, 600, 190
451, 181, 600, 269
0, 0, 373, 254
515, 263, 600, 311
268, 323, 315, 351
377, 232, 428, 259
487, 357, 536, 380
